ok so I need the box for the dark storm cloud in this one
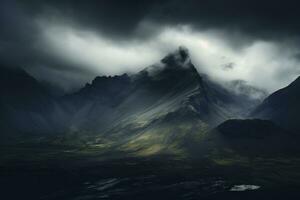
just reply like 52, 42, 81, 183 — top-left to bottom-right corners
152, 0, 300, 40
0, 0, 164, 80
0, 0, 98, 88
14, 0, 300, 40
17, 0, 163, 39
4, 0, 300, 40
0, 0, 36, 66
1, 0, 300, 92
2, 0, 300, 66
0, 1, 74, 70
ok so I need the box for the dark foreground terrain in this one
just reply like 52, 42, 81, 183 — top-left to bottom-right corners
2, 144, 300, 200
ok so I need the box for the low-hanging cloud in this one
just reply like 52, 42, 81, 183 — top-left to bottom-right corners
1, 0, 300, 94
34, 21, 300, 93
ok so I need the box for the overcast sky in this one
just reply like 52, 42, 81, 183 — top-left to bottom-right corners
1, 0, 300, 93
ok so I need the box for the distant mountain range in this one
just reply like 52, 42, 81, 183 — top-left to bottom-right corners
1, 47, 299, 155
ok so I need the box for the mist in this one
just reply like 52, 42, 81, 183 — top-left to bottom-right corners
29, 21, 300, 93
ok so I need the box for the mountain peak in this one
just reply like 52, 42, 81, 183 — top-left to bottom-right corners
161, 46, 191, 67
137, 47, 198, 80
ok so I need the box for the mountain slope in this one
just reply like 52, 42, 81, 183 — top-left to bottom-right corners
0, 48, 263, 155
61, 47, 252, 133
251, 76, 300, 133
56, 47, 260, 155
0, 67, 64, 136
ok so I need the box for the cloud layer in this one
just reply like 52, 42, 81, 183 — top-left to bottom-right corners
1, 0, 300, 93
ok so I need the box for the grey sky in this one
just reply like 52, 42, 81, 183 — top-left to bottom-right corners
1, 0, 300, 93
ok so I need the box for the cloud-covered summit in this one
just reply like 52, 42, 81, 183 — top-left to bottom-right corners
1, 0, 300, 93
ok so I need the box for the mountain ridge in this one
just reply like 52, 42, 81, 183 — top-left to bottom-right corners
251, 75, 300, 133
0, 47, 266, 155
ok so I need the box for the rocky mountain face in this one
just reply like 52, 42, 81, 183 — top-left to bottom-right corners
0, 67, 64, 136
60, 47, 258, 132
62, 49, 222, 130
54, 48, 264, 154
251, 76, 300, 133
0, 48, 263, 154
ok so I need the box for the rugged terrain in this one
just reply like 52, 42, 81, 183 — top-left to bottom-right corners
1, 48, 300, 199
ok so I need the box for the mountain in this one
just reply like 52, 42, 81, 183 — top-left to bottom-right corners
55, 47, 262, 155
0, 67, 63, 137
0, 47, 262, 154
251, 76, 300, 133
61, 47, 235, 131
203, 119, 298, 156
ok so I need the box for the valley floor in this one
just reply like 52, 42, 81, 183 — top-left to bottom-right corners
1, 145, 300, 200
